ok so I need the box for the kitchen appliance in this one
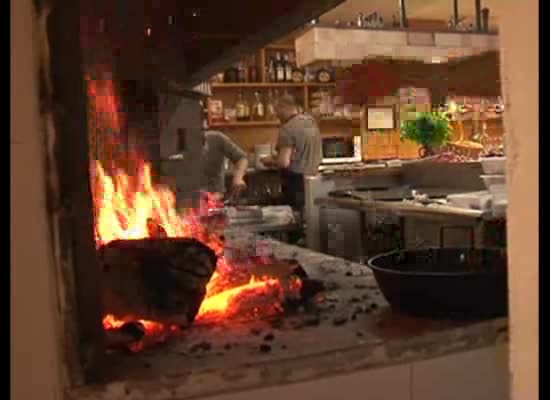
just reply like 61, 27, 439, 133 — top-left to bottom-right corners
368, 227, 508, 320
321, 135, 362, 164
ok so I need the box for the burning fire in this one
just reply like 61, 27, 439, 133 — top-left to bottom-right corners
94, 162, 291, 343
87, 74, 297, 349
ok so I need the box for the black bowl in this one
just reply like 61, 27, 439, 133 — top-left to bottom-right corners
368, 248, 508, 320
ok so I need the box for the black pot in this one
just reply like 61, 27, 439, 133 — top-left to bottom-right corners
368, 247, 508, 320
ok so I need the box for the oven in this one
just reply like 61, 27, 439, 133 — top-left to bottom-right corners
321, 135, 362, 164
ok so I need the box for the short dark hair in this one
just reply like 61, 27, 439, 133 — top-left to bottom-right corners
276, 94, 298, 109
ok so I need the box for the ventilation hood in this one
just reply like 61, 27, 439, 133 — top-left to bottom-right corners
295, 26, 499, 67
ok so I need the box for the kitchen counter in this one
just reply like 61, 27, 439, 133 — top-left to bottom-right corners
69, 234, 508, 400
314, 196, 495, 221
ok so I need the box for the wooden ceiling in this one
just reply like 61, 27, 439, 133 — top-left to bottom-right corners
79, 0, 346, 90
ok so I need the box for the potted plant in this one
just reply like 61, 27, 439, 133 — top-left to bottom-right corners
400, 112, 452, 158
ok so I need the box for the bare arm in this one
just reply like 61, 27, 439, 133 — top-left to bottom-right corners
231, 157, 248, 185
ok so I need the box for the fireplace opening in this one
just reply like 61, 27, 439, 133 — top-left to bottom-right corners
45, 0, 368, 391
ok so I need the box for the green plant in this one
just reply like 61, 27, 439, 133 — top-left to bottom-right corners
400, 112, 452, 148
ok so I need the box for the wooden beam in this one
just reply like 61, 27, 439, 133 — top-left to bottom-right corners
182, 0, 346, 89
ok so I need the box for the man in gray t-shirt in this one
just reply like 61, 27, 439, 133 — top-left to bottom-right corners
260, 94, 321, 211
201, 130, 248, 195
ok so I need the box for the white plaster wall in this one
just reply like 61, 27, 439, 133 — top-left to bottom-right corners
204, 345, 509, 400
10, 0, 64, 399
497, 1, 539, 400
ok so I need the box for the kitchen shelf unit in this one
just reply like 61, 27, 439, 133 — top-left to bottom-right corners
207, 42, 342, 126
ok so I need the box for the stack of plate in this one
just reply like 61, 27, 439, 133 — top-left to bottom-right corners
480, 157, 507, 217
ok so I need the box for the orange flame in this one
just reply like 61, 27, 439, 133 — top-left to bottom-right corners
87, 74, 294, 347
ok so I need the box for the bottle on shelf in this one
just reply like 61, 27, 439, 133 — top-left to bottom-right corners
265, 89, 276, 120
235, 90, 250, 122
224, 64, 239, 83
238, 61, 248, 83
252, 91, 265, 121
357, 12, 364, 28
267, 57, 276, 83
275, 52, 285, 83
284, 53, 293, 82
248, 63, 258, 82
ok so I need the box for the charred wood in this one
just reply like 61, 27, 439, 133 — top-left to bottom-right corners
98, 238, 217, 327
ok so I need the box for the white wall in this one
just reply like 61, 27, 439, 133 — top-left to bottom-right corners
497, 1, 539, 400
10, 0, 64, 399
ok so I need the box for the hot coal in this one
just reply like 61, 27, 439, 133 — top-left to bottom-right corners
250, 328, 262, 336
270, 318, 284, 329
290, 264, 309, 279
300, 279, 325, 300
259, 344, 272, 353
333, 316, 348, 326
190, 342, 212, 353
304, 314, 321, 326
119, 321, 146, 341
98, 238, 217, 327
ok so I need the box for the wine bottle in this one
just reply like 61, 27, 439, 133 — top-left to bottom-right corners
265, 89, 276, 120
275, 52, 285, 83
267, 58, 276, 82
235, 91, 247, 121
252, 91, 265, 121
284, 53, 293, 82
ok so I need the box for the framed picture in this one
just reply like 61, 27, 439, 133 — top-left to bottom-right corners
367, 107, 395, 130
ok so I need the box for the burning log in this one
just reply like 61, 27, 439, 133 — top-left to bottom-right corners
98, 238, 218, 327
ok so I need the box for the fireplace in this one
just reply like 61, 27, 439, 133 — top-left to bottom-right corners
36, 0, 351, 389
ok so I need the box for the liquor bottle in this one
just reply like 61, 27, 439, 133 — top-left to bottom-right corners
267, 57, 276, 82
252, 91, 265, 121
243, 94, 251, 121
235, 91, 247, 121
238, 61, 248, 83
357, 12, 364, 28
275, 52, 285, 83
265, 89, 276, 120
224, 64, 239, 83
284, 54, 293, 82
248, 56, 258, 83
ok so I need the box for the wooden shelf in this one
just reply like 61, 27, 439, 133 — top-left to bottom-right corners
318, 117, 353, 122
210, 120, 280, 128
211, 82, 336, 89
